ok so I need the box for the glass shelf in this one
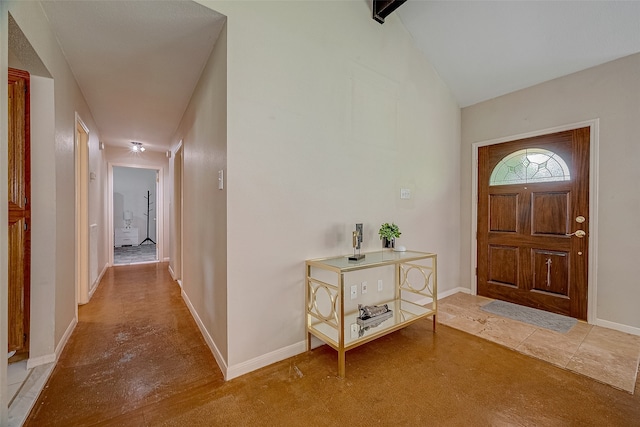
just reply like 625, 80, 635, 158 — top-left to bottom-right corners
309, 299, 433, 350
307, 250, 436, 272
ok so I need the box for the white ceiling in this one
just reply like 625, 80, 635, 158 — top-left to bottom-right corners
398, 1, 640, 107
37, 1, 640, 152
39, 0, 225, 152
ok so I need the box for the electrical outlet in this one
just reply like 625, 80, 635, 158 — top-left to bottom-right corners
350, 285, 357, 300
361, 281, 368, 294
350, 323, 359, 339
378, 279, 383, 291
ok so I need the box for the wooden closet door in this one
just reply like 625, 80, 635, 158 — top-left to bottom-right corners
8, 68, 31, 358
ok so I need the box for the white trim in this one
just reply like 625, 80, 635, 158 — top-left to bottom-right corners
246, 287, 472, 379
181, 285, 308, 381
75, 113, 90, 307
414, 286, 471, 306
168, 264, 177, 281
88, 262, 109, 301
55, 317, 78, 360
180, 289, 228, 379
441, 286, 471, 297
226, 341, 307, 381
471, 119, 600, 323
26, 354, 55, 370
595, 318, 640, 337
26, 316, 77, 370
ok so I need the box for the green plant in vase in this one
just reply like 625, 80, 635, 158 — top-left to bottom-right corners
378, 223, 401, 249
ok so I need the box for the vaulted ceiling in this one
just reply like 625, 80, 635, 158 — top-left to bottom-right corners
35, 1, 640, 152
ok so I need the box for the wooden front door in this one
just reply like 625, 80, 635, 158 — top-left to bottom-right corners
8, 68, 31, 358
477, 128, 589, 320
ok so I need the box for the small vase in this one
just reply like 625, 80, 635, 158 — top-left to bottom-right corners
382, 237, 395, 249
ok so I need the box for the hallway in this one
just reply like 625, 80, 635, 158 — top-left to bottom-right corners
25, 263, 640, 426
25, 263, 224, 425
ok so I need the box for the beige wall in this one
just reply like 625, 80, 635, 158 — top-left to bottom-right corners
172, 21, 228, 365
5, 0, 108, 367
194, 1, 461, 376
461, 53, 640, 332
29, 76, 57, 360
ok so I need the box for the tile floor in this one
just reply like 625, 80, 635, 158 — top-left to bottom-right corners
7, 360, 29, 405
7, 361, 54, 427
113, 243, 157, 265
438, 292, 640, 393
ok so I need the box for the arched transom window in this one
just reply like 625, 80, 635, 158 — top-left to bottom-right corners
489, 148, 571, 186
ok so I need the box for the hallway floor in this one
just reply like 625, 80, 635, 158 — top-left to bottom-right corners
24, 263, 640, 426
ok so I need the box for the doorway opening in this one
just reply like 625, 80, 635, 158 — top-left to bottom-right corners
112, 166, 159, 265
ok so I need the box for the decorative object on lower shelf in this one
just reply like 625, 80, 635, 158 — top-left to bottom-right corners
378, 222, 401, 249
357, 304, 393, 336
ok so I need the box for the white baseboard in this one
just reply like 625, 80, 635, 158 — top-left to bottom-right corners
230, 288, 470, 379
595, 318, 640, 337
55, 317, 78, 360
88, 262, 109, 301
168, 265, 176, 281
26, 353, 55, 370
180, 289, 228, 379
226, 341, 307, 381
163, 256, 170, 262
414, 286, 471, 306
442, 286, 471, 297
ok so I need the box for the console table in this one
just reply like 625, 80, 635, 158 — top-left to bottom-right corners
305, 250, 437, 377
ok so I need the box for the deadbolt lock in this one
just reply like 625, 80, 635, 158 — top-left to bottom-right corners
576, 216, 586, 223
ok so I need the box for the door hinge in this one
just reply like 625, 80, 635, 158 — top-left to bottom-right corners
24, 333, 27, 345
25, 196, 28, 205
24, 222, 28, 231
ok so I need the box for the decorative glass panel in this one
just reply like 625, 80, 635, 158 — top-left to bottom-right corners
489, 148, 570, 186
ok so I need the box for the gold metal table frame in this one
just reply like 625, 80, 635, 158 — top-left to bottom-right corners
305, 250, 437, 377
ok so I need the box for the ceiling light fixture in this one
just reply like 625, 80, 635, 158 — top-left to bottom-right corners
131, 141, 145, 153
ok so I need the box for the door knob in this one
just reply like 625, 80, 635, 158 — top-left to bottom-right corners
566, 230, 586, 238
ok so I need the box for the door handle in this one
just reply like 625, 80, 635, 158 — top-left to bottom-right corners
566, 230, 586, 238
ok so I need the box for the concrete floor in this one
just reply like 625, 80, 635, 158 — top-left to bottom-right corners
23, 263, 640, 426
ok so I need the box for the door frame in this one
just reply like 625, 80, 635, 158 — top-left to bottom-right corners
170, 141, 183, 286
470, 119, 599, 324
108, 162, 164, 266
75, 113, 90, 306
